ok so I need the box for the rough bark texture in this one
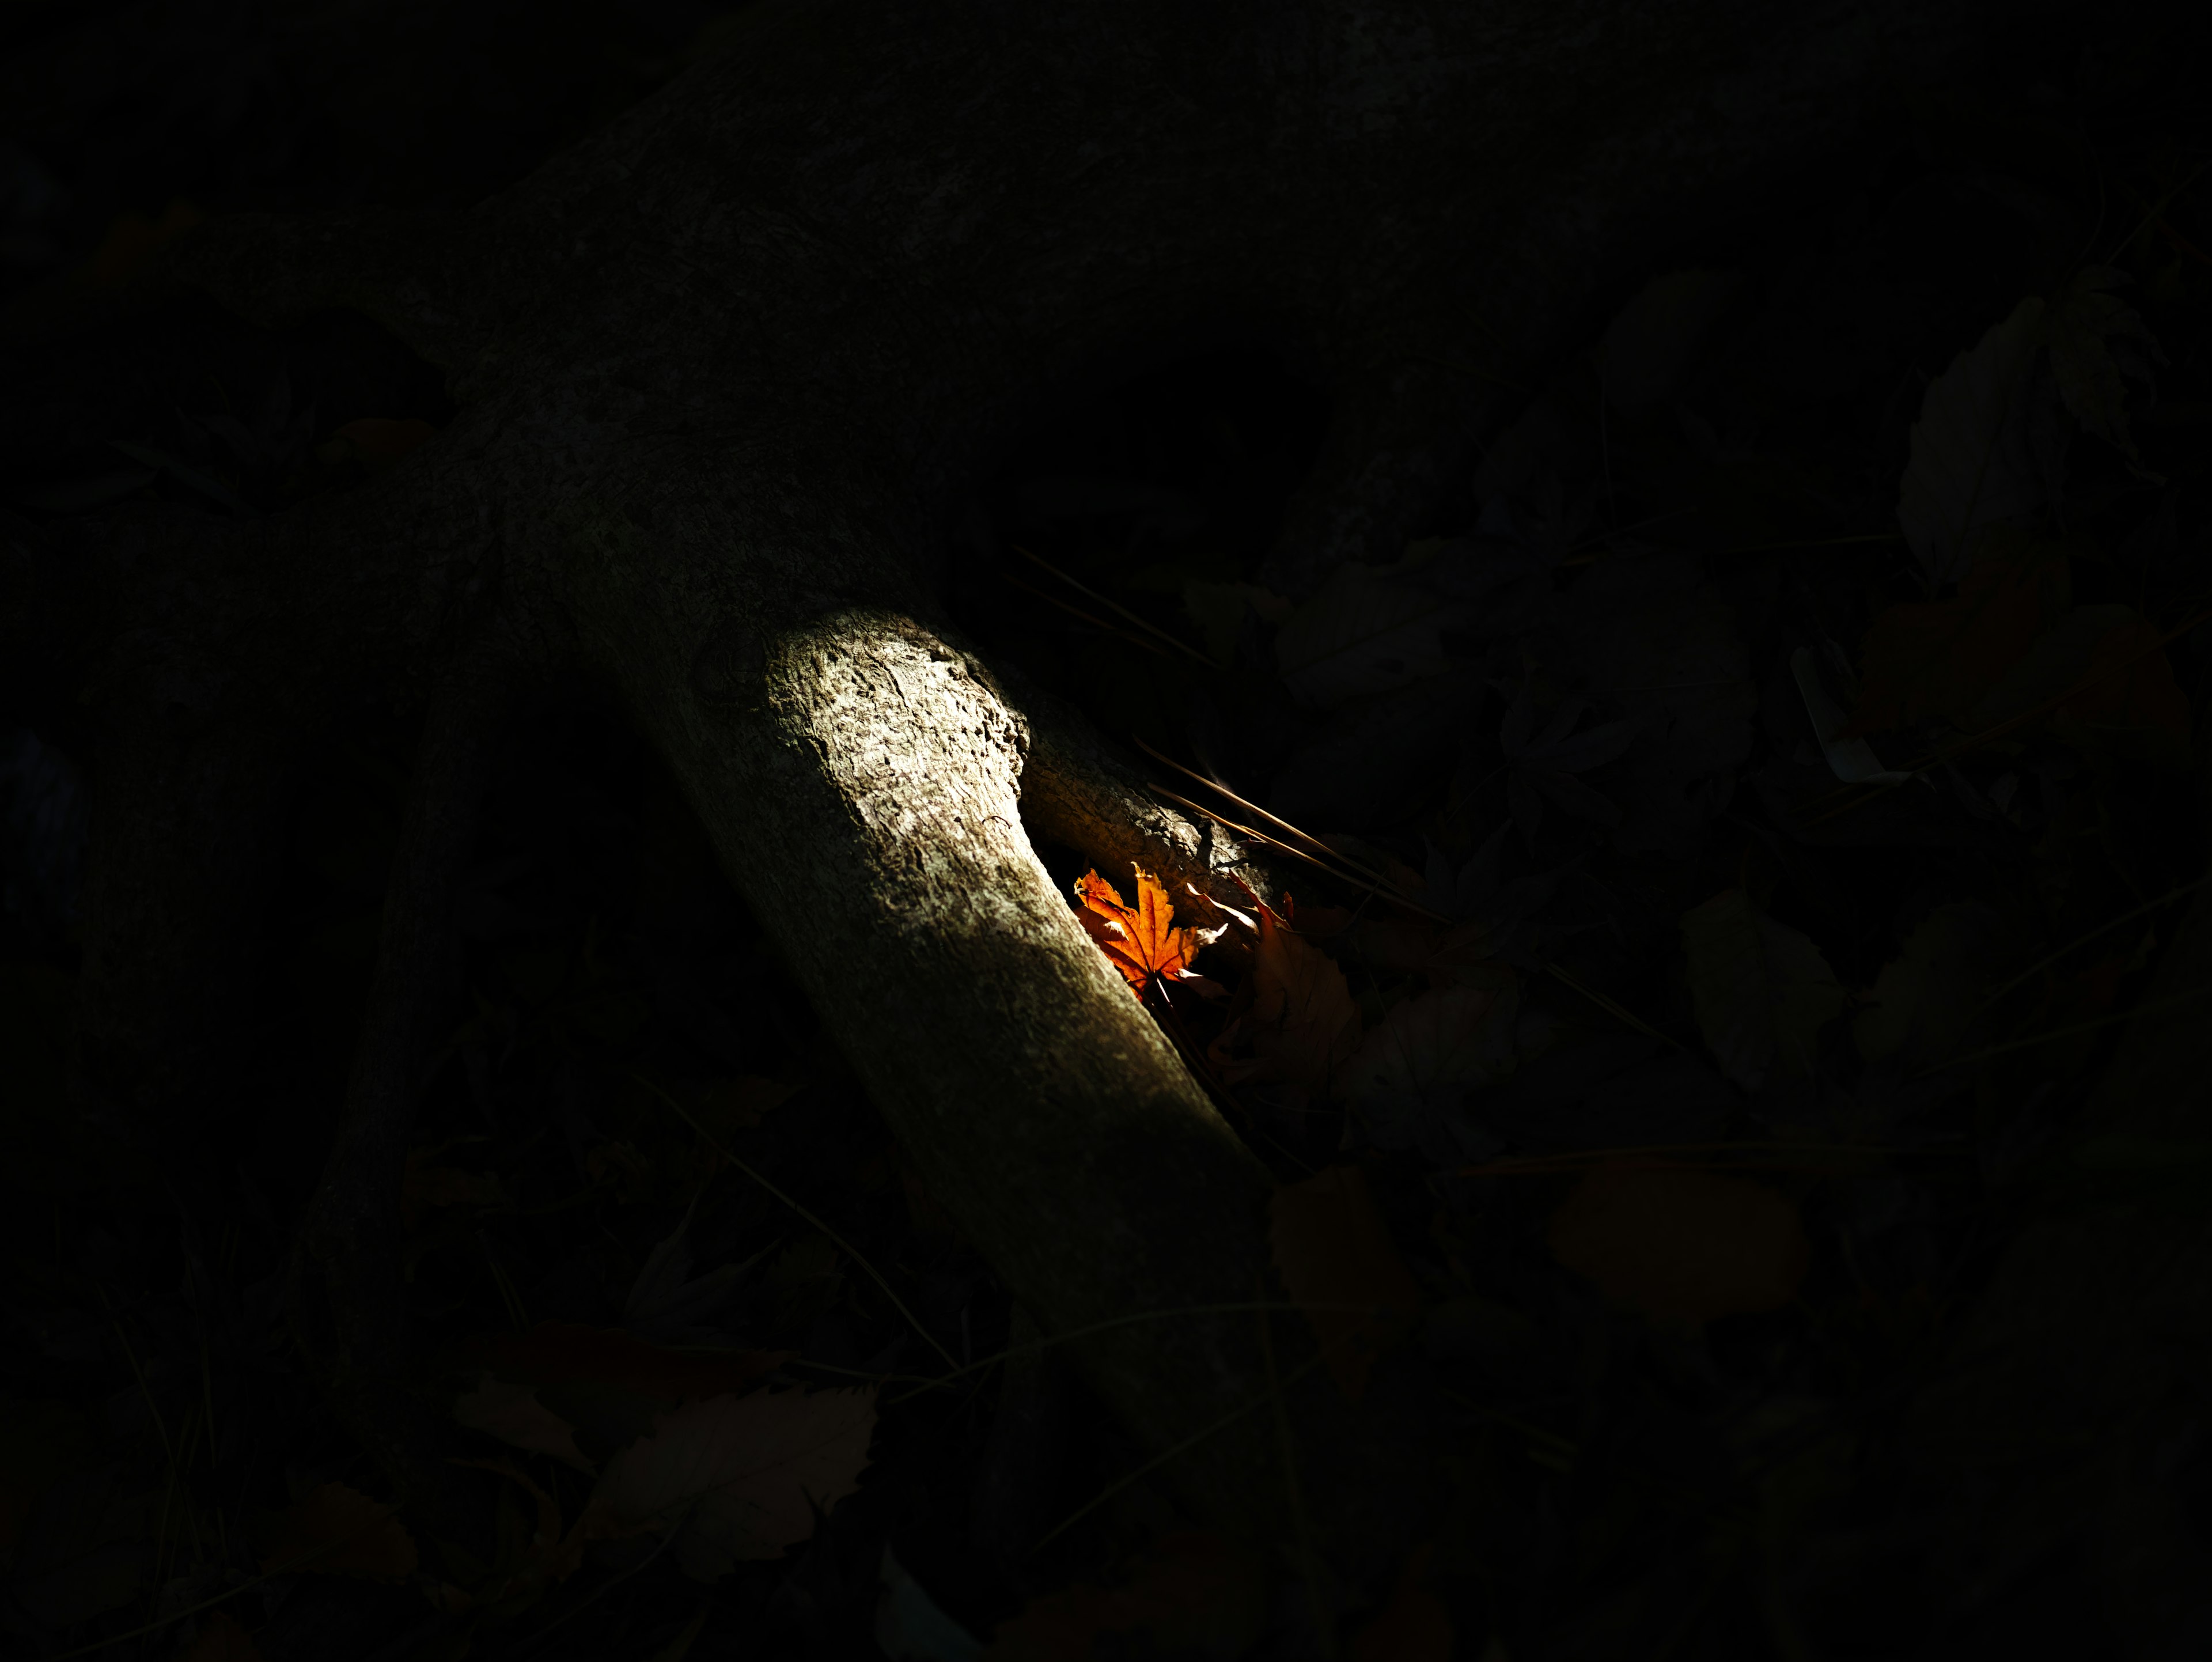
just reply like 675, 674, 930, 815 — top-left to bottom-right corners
5, 0, 2034, 1585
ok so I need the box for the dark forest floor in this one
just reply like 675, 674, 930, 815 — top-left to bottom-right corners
3, 4, 2212, 1660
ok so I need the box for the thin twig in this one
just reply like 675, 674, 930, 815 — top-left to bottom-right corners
46, 1513, 412, 1660
635, 1074, 961, 1375
881, 1299, 1388, 1407
1910, 980, 2212, 1078
1010, 544, 1214, 667
1969, 870, 2212, 1020
1000, 571, 1173, 658
1146, 783, 1450, 921
1541, 961, 1684, 1050
1793, 601, 2212, 828
1132, 736, 1408, 895
499, 1505, 692, 1661
1032, 1351, 1327, 1551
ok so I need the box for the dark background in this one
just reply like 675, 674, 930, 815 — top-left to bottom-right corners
3, 3, 2211, 1660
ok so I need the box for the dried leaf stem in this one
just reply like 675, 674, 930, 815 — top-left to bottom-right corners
1000, 570, 1173, 658
1010, 544, 1215, 667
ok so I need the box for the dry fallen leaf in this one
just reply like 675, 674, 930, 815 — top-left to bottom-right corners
180, 1611, 264, 1661
1680, 888, 1844, 1093
1222, 902, 1361, 1103
1073, 866, 1221, 997
1846, 531, 2071, 734
2053, 614, 2194, 759
85, 200, 203, 287
988, 1532, 1264, 1661
259, 1482, 418, 1581
1548, 1163, 1808, 1328
1897, 297, 2052, 586
1270, 1165, 1425, 1402
1341, 985, 1517, 1104
581, 1387, 876, 1581
1349, 1542, 1455, 1662
453, 1375, 596, 1474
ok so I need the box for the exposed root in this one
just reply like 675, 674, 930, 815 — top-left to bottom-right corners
1010, 673, 1291, 948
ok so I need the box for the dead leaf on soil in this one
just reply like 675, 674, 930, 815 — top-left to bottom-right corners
2043, 266, 2164, 472
85, 200, 203, 287
1270, 1165, 1425, 1401
1846, 529, 2072, 733
1074, 866, 1223, 997
1562, 556, 1754, 853
1853, 902, 2009, 1067
1219, 901, 1361, 1104
1897, 297, 2055, 585
579, 1387, 876, 1581
987, 1532, 1265, 1661
2051, 612, 2194, 764
1349, 1541, 1456, 1662
1342, 985, 1519, 1157
1274, 561, 1457, 708
1548, 1163, 1808, 1328
1681, 888, 1844, 1093
453, 1375, 595, 1474
259, 1482, 418, 1581
180, 1611, 264, 1661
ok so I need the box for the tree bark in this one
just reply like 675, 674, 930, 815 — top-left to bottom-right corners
10, 0, 1997, 1585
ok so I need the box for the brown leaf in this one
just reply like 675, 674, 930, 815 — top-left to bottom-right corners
259, 1482, 418, 1582
1847, 532, 2070, 734
2055, 616, 2192, 736
1074, 866, 1219, 995
1350, 1543, 1455, 1662
988, 1532, 1264, 1661
1269, 1165, 1424, 1402
581, 1387, 876, 1580
1224, 902, 1360, 1103
85, 200, 203, 287
180, 1611, 264, 1661
453, 1375, 595, 1474
1548, 1163, 1808, 1328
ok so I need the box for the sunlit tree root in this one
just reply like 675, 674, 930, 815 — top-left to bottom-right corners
16, 0, 2010, 1599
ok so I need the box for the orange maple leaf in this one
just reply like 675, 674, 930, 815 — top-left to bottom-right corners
1074, 866, 1219, 997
